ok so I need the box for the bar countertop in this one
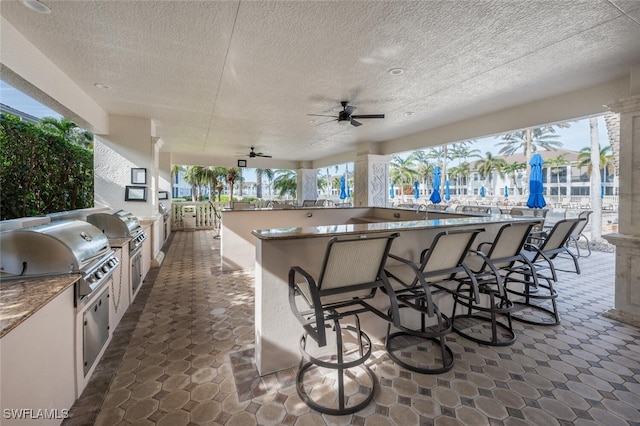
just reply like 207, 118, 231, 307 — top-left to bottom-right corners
0, 274, 80, 338
251, 215, 541, 240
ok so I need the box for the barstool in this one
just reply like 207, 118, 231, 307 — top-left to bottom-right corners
288, 233, 399, 415
452, 221, 537, 346
384, 228, 484, 374
505, 217, 585, 326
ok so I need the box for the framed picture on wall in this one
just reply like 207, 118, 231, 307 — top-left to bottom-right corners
159, 191, 169, 200
131, 168, 147, 185
125, 186, 147, 201
237, 159, 247, 168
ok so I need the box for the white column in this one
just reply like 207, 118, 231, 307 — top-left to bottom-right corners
353, 154, 391, 207
603, 93, 640, 327
296, 168, 317, 203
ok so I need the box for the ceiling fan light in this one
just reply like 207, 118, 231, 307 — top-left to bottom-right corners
19, 0, 51, 14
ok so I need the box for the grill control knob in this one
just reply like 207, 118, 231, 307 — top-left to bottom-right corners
95, 271, 104, 279
102, 265, 110, 273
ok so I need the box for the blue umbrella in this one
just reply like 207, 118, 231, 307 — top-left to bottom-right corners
339, 175, 347, 200
414, 181, 420, 200
527, 153, 547, 208
504, 185, 509, 198
390, 183, 395, 199
601, 184, 604, 199
347, 184, 351, 198
429, 166, 442, 204
444, 180, 451, 201
480, 186, 486, 197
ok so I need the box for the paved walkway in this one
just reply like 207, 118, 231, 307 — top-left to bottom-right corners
65, 230, 640, 425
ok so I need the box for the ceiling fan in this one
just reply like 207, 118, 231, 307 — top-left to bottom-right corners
308, 101, 385, 127
240, 146, 272, 158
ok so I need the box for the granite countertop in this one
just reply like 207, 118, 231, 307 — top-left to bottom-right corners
251, 215, 542, 240
0, 274, 80, 338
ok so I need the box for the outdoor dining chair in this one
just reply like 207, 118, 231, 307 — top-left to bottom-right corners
452, 221, 538, 346
288, 233, 399, 415
504, 217, 585, 326
384, 228, 484, 374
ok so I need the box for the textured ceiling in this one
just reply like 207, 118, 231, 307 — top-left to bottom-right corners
2, 0, 640, 164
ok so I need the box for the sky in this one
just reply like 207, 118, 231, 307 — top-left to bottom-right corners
1, 80, 611, 179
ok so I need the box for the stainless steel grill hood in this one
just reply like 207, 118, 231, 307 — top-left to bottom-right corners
0, 220, 112, 277
86, 210, 142, 238
0, 220, 120, 306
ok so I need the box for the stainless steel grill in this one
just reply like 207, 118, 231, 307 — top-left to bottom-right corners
86, 209, 147, 254
87, 209, 148, 296
0, 219, 120, 306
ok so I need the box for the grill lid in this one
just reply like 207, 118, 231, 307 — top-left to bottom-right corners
0, 220, 111, 278
86, 209, 141, 238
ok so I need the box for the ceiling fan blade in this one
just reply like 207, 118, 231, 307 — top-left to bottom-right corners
257, 154, 273, 158
345, 105, 357, 115
307, 114, 338, 118
350, 119, 362, 127
316, 119, 339, 126
351, 114, 385, 119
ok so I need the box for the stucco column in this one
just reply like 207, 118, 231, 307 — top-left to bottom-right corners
296, 168, 317, 203
353, 154, 391, 207
603, 95, 640, 327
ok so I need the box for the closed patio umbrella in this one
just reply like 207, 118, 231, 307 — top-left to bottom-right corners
429, 166, 442, 204
480, 185, 486, 198
414, 181, 420, 200
339, 175, 347, 200
445, 180, 451, 201
390, 183, 395, 199
526, 153, 547, 208
504, 185, 509, 198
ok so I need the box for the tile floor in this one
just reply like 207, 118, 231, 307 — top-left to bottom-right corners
64, 230, 640, 426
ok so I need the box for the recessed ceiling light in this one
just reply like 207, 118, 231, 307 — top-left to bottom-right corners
19, 0, 51, 14
388, 68, 405, 76
309, 119, 317, 123
404, 111, 415, 116
94, 83, 112, 90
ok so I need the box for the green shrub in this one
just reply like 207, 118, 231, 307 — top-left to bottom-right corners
0, 114, 94, 220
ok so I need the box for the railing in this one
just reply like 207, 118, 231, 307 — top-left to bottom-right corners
170, 199, 294, 230
171, 201, 223, 230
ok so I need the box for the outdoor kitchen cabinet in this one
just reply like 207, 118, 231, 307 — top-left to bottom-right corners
0, 285, 76, 426
141, 224, 152, 281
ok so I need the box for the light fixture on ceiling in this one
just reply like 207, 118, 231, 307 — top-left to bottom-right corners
19, 0, 51, 14
94, 83, 112, 90
388, 68, 405, 76
404, 111, 415, 116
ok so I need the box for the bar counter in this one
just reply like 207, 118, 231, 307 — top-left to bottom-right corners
251, 214, 541, 375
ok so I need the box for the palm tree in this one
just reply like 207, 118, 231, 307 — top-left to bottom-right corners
184, 166, 203, 201
497, 126, 565, 192
389, 155, 417, 202
409, 150, 433, 193
449, 142, 481, 167
427, 146, 451, 184
576, 145, 615, 177
273, 169, 297, 198
501, 161, 526, 196
39, 117, 94, 148
545, 154, 568, 204
255, 168, 274, 199
211, 167, 228, 201
225, 168, 241, 205
475, 152, 507, 196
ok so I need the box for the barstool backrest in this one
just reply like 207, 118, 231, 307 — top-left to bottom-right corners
317, 233, 399, 305
420, 228, 484, 282
473, 221, 537, 271
530, 217, 585, 262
